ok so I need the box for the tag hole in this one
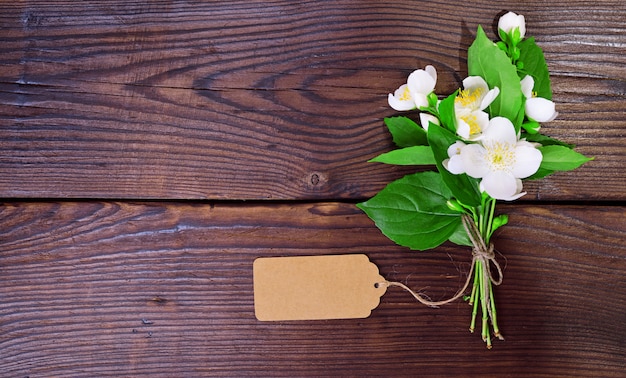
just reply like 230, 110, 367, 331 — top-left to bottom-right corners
374, 283, 380, 288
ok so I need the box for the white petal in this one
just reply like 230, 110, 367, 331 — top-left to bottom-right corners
520, 75, 534, 98
412, 93, 429, 109
446, 141, 466, 157
460, 144, 489, 178
512, 142, 542, 178
445, 155, 466, 174
388, 93, 415, 111
526, 97, 557, 122
504, 191, 527, 201
442, 158, 451, 171
419, 113, 439, 131
393, 84, 408, 97
425, 65, 437, 83
462, 76, 488, 93
456, 119, 470, 139
501, 179, 526, 201
481, 116, 517, 144
407, 69, 436, 95
479, 87, 499, 110
480, 179, 526, 201
481, 171, 520, 200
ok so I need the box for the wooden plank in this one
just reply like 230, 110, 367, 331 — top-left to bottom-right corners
1, 201, 624, 376
1, 1, 625, 200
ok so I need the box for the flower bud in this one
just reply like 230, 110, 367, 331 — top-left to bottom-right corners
498, 11, 526, 41
446, 199, 466, 213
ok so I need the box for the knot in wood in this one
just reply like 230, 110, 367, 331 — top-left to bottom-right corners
310, 173, 320, 186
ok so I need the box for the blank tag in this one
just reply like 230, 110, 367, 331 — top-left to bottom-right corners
253, 254, 387, 321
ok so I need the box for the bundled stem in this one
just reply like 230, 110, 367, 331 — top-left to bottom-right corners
380, 200, 505, 348
462, 209, 504, 348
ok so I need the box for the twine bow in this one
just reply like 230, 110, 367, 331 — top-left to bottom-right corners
379, 214, 503, 308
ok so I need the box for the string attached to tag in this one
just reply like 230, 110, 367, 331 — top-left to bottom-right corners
377, 214, 503, 309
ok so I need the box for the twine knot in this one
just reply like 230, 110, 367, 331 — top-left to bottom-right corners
463, 214, 503, 286
472, 243, 494, 260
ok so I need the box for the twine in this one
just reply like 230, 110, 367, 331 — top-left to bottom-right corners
379, 214, 503, 308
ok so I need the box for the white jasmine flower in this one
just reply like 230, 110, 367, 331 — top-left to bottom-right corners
521, 75, 558, 122
498, 11, 526, 39
388, 84, 415, 111
419, 113, 440, 131
444, 116, 542, 201
388, 65, 437, 111
454, 76, 500, 140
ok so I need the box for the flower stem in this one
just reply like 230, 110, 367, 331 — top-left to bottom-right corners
485, 198, 496, 244
490, 280, 504, 340
469, 260, 480, 333
467, 198, 503, 348
478, 261, 491, 348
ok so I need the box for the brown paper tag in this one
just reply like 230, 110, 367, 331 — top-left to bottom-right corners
253, 254, 387, 321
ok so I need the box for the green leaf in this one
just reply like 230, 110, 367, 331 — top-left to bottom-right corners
518, 37, 552, 100
491, 214, 508, 234
448, 221, 472, 247
357, 171, 462, 251
437, 90, 459, 132
384, 117, 428, 148
369, 146, 436, 166
468, 26, 524, 130
522, 121, 541, 134
526, 167, 555, 180
538, 145, 593, 171
427, 125, 481, 207
524, 132, 575, 148
514, 97, 527, 129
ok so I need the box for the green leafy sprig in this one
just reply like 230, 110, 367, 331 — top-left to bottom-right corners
358, 12, 592, 348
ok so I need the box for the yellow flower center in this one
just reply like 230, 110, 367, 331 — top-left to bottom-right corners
399, 86, 412, 101
460, 113, 482, 135
456, 87, 484, 108
486, 142, 515, 171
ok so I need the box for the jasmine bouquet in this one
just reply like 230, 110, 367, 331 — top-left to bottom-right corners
358, 12, 591, 348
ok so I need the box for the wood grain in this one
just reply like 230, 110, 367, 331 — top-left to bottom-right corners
1, 201, 625, 377
1, 1, 625, 200
1, 2, 625, 377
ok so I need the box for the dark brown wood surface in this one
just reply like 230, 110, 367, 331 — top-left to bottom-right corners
1, 1, 625, 377
1, 202, 625, 377
1, 0, 624, 200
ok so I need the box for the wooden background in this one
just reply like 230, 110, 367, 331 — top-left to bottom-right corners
1, 1, 624, 376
